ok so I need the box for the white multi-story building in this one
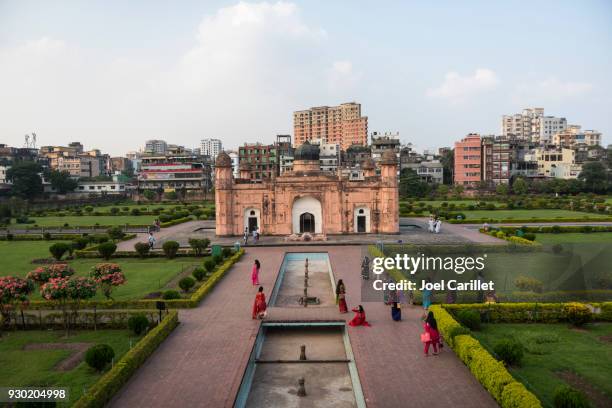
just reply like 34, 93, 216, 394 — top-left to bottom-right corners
227, 150, 239, 178
538, 116, 567, 144
501, 108, 544, 140
144, 140, 168, 155
200, 139, 223, 160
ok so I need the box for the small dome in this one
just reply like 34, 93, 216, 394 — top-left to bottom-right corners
239, 161, 251, 171
215, 151, 232, 167
294, 140, 320, 161
361, 157, 375, 170
380, 150, 397, 165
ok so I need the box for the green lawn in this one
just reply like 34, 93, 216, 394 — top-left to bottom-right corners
535, 232, 612, 244
462, 209, 608, 220
0, 329, 137, 405
0, 241, 200, 300
473, 323, 612, 407
83, 202, 215, 214
16, 215, 157, 227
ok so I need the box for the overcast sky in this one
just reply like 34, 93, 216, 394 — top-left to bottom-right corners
1, 0, 611, 156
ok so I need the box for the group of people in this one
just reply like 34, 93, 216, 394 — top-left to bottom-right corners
427, 215, 442, 234
335, 279, 371, 326
243, 227, 260, 245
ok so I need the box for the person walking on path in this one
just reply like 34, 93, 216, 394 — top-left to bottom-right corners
148, 232, 156, 249
252, 228, 258, 244
428, 215, 435, 233
243, 228, 249, 245
251, 259, 261, 286
348, 305, 371, 327
422, 277, 432, 309
390, 302, 402, 321
434, 218, 442, 234
422, 311, 441, 356
336, 279, 348, 313
252, 286, 267, 319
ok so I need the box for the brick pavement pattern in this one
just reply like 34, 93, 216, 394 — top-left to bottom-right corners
110, 246, 497, 408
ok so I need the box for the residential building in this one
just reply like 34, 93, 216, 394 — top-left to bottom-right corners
454, 134, 482, 186
137, 153, 212, 193
341, 145, 372, 168
110, 157, 133, 174
371, 132, 400, 163
532, 147, 580, 179
200, 139, 223, 160
144, 139, 168, 155
403, 160, 444, 184
481, 136, 511, 185
538, 116, 567, 144
553, 126, 602, 147
238, 143, 279, 180
293, 102, 368, 150
501, 108, 544, 141
40, 144, 106, 178
227, 151, 240, 179
317, 141, 340, 173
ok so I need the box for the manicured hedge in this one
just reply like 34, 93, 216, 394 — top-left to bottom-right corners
160, 216, 193, 228
449, 216, 612, 224
0, 233, 90, 241
430, 305, 542, 408
499, 225, 612, 234
29, 249, 245, 310
73, 310, 179, 408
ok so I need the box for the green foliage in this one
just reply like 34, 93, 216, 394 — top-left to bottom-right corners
97, 242, 117, 260
85, 344, 115, 371
133, 242, 150, 258
493, 338, 524, 366
212, 254, 223, 265
448, 325, 471, 340
162, 240, 180, 259
142, 189, 156, 201
514, 276, 544, 293
553, 385, 591, 408
164, 191, 178, 200
162, 290, 181, 300
204, 259, 216, 272
578, 161, 607, 194
109, 207, 120, 215
6, 161, 43, 198
562, 302, 591, 326
512, 178, 528, 195
48, 169, 78, 194
221, 247, 233, 258
130, 208, 141, 216
72, 237, 89, 250
552, 244, 564, 254
49, 242, 71, 260
456, 309, 481, 330
127, 314, 150, 335
399, 168, 430, 198
188, 238, 210, 256
192, 267, 206, 282
178, 277, 195, 292
107, 226, 125, 241
522, 233, 536, 241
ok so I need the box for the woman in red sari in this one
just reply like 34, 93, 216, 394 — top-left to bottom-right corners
336, 279, 348, 313
348, 305, 371, 327
422, 311, 440, 356
252, 286, 267, 319
251, 259, 261, 286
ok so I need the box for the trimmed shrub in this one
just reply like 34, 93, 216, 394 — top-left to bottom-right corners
553, 385, 591, 408
107, 226, 125, 241
162, 290, 181, 300
49, 242, 71, 260
522, 233, 536, 241
188, 238, 210, 256
162, 241, 180, 259
493, 338, 524, 366
212, 254, 223, 265
85, 344, 115, 371
109, 207, 120, 215
98, 242, 117, 260
192, 267, 206, 282
221, 247, 233, 258
72, 237, 89, 250
204, 259, 216, 273
178, 277, 196, 292
128, 314, 150, 336
501, 382, 542, 408
43, 231, 52, 240
456, 309, 481, 330
134, 242, 150, 258
514, 276, 543, 293
562, 302, 591, 326
130, 208, 141, 216
448, 325, 471, 341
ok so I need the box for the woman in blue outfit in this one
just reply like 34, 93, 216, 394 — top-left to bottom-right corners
422, 277, 432, 309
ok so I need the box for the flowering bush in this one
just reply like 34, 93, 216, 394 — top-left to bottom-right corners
40, 277, 71, 301
40, 276, 97, 335
0, 276, 34, 316
27, 264, 75, 284
90, 263, 126, 300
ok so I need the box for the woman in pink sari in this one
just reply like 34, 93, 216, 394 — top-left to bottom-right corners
251, 259, 261, 286
348, 305, 371, 327
252, 286, 267, 319
336, 279, 348, 313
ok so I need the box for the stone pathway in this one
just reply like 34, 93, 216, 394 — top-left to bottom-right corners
110, 246, 496, 408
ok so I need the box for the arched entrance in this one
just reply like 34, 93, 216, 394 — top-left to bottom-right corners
354, 206, 371, 233
243, 208, 260, 233
292, 196, 322, 234
299, 212, 315, 233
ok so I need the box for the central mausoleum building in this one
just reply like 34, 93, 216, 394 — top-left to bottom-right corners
214, 142, 399, 236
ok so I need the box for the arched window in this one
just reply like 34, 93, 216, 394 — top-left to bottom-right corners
299, 213, 315, 233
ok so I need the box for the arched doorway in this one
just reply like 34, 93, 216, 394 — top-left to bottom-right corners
354, 206, 371, 233
299, 212, 315, 233
243, 208, 261, 233
292, 196, 322, 234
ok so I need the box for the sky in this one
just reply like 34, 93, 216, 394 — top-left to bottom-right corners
1, 0, 611, 156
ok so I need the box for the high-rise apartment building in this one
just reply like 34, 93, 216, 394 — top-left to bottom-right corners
482, 136, 511, 185
454, 134, 482, 186
200, 139, 223, 160
238, 143, 279, 181
144, 140, 168, 155
293, 102, 368, 150
538, 116, 567, 144
501, 108, 567, 144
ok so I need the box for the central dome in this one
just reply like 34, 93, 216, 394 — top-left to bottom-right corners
294, 140, 320, 161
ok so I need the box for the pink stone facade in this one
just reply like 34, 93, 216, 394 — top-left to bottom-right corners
454, 133, 482, 186
214, 152, 399, 236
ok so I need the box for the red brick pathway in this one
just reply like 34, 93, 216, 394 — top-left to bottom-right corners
110, 246, 497, 408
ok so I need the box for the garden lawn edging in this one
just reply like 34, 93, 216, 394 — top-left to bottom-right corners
448, 216, 612, 224
429, 305, 542, 408
72, 310, 179, 408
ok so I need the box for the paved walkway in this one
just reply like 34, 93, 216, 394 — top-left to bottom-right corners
110, 246, 496, 408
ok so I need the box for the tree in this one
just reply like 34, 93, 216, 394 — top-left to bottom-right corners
495, 183, 509, 196
399, 169, 430, 198
578, 161, 608, 193
143, 190, 156, 201
49, 242, 72, 261
90, 263, 126, 300
162, 241, 180, 259
188, 238, 210, 256
440, 148, 454, 185
97, 242, 117, 260
453, 184, 464, 196
6, 161, 43, 198
512, 177, 528, 195
48, 170, 78, 194
0, 276, 33, 331
436, 184, 449, 197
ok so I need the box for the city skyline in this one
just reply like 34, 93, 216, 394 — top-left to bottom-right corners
1, 0, 611, 156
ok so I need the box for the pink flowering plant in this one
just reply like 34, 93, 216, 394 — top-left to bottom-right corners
40, 276, 97, 335
90, 263, 126, 300
0, 276, 34, 328
27, 264, 75, 285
